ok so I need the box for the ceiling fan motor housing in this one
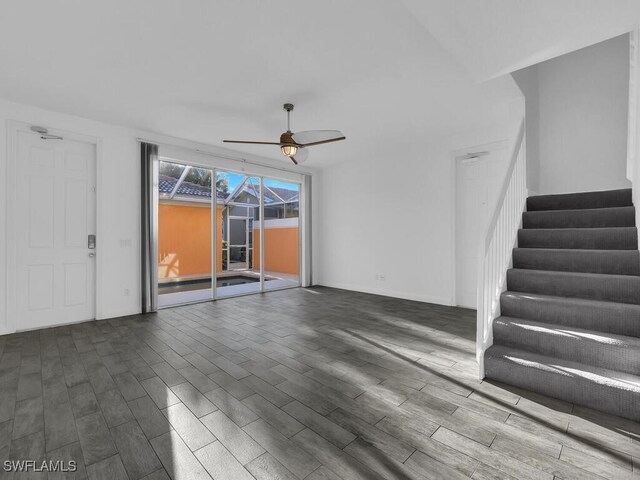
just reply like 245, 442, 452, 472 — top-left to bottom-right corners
280, 131, 296, 145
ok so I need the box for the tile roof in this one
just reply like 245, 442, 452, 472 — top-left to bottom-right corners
266, 186, 299, 202
159, 175, 298, 203
159, 174, 227, 200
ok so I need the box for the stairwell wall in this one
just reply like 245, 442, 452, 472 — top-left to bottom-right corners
513, 34, 631, 196
627, 29, 640, 242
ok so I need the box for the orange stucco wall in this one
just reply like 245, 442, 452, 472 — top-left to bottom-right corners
159, 203, 299, 278
254, 226, 300, 275
158, 204, 223, 277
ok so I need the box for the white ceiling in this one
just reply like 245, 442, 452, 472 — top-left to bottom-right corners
403, 0, 640, 82
0, 1, 525, 167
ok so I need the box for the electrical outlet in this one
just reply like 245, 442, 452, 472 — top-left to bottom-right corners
124, 288, 130, 296
379, 274, 386, 281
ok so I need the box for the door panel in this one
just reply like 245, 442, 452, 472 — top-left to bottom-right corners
30, 146, 54, 167
27, 265, 54, 311
216, 171, 261, 298
262, 178, 301, 291
28, 176, 55, 248
156, 160, 214, 307
65, 178, 88, 247
65, 151, 88, 171
15, 131, 97, 330
65, 263, 88, 306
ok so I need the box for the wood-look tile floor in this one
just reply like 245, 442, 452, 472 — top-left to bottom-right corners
0, 287, 639, 480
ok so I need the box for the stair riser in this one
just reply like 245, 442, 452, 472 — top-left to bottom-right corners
484, 355, 640, 421
523, 207, 635, 229
512, 249, 640, 276
507, 270, 640, 305
493, 320, 640, 375
526, 188, 632, 212
518, 228, 637, 250
500, 293, 640, 337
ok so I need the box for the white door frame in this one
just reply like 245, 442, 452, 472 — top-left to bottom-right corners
5, 120, 103, 333
451, 139, 508, 308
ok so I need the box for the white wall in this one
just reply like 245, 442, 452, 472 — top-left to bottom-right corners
513, 34, 631, 195
314, 99, 524, 306
627, 30, 640, 235
512, 66, 541, 195
0, 98, 315, 334
314, 148, 452, 305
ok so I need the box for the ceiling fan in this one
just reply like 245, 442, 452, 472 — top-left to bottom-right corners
223, 103, 346, 165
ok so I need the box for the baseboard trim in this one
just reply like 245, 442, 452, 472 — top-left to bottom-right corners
0, 307, 145, 336
97, 306, 142, 321
316, 281, 453, 306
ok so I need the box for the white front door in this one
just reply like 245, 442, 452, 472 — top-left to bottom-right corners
14, 131, 97, 331
455, 147, 508, 309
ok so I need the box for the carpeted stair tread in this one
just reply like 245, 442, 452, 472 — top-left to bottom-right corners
500, 291, 640, 337
513, 248, 640, 275
484, 345, 640, 421
526, 188, 632, 212
507, 268, 640, 305
493, 316, 640, 375
522, 206, 635, 229
518, 227, 637, 250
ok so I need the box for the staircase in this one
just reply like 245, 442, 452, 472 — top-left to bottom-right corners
484, 188, 640, 421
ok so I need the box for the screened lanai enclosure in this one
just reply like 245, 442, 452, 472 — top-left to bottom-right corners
157, 159, 301, 307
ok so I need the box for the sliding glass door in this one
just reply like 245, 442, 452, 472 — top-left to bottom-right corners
157, 160, 214, 307
155, 153, 303, 307
215, 171, 262, 298
261, 178, 301, 291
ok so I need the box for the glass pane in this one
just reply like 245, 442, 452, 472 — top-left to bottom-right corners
261, 178, 300, 291
158, 160, 213, 306
216, 170, 261, 298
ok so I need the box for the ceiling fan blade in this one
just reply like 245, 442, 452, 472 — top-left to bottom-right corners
290, 147, 309, 165
223, 140, 282, 145
292, 130, 345, 147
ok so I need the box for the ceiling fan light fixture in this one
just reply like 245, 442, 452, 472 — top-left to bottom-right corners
222, 102, 345, 165
281, 144, 298, 157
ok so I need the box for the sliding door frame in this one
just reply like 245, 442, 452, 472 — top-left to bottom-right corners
259, 175, 304, 294
213, 170, 302, 299
211, 168, 217, 301
259, 177, 266, 291
155, 146, 307, 307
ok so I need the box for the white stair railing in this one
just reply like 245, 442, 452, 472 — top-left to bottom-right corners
477, 119, 527, 378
